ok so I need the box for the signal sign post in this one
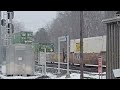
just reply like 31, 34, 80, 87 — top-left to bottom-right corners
39, 48, 47, 76
98, 56, 102, 79
58, 36, 70, 78
2, 11, 14, 46
7, 11, 14, 45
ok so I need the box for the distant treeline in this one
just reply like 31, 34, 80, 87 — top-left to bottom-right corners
34, 11, 117, 52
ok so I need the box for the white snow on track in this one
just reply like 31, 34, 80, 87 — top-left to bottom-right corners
0, 74, 40, 79
0, 72, 106, 79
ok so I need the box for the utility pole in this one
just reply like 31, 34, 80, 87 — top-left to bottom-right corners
80, 11, 84, 79
0, 11, 1, 45
58, 37, 60, 74
66, 35, 70, 78
0, 11, 1, 64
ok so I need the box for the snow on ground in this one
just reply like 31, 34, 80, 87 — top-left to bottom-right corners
47, 73, 106, 79
0, 74, 40, 79
0, 71, 106, 79
84, 73, 106, 79
57, 73, 80, 79
27, 72, 106, 79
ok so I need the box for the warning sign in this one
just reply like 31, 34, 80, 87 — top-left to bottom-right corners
98, 57, 102, 73
75, 43, 80, 52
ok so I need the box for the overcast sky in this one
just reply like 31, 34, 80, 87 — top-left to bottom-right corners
14, 11, 57, 33
9, 11, 57, 33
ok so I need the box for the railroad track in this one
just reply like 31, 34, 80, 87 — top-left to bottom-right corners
36, 62, 106, 72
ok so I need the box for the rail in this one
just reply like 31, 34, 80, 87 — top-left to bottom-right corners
46, 61, 106, 68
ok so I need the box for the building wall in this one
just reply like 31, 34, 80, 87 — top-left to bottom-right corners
6, 44, 35, 76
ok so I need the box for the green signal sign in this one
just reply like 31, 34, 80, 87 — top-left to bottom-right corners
33, 43, 54, 52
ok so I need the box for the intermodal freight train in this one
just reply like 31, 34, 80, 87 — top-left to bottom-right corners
45, 36, 106, 65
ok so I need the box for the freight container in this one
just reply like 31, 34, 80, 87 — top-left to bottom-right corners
70, 35, 106, 53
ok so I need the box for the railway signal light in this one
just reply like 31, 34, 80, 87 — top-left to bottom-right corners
8, 23, 10, 28
8, 29, 10, 34
7, 23, 14, 34
6, 11, 14, 46
1, 19, 6, 26
7, 23, 10, 34
7, 11, 14, 19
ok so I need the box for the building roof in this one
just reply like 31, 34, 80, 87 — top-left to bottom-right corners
102, 16, 120, 24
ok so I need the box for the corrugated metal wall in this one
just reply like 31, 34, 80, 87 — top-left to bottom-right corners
106, 22, 120, 79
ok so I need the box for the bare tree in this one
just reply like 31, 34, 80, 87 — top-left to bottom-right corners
41, 11, 116, 52
13, 20, 25, 33
34, 28, 50, 43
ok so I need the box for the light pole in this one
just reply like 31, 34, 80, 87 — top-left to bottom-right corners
80, 11, 84, 79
